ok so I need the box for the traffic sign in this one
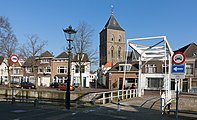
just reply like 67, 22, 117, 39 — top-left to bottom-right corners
172, 52, 186, 65
10, 54, 19, 64
172, 65, 185, 73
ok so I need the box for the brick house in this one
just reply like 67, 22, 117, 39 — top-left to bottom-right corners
22, 51, 53, 87
106, 61, 138, 90
174, 43, 197, 92
51, 52, 68, 84
37, 51, 53, 86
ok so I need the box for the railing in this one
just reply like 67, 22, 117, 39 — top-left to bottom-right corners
92, 89, 138, 104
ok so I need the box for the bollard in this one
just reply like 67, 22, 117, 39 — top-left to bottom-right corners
34, 98, 38, 107
117, 97, 120, 111
160, 92, 165, 114
11, 97, 15, 104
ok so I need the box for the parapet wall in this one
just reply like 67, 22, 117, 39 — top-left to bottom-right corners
0, 88, 95, 102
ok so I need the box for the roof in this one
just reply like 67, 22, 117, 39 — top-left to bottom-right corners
174, 43, 196, 52
109, 61, 139, 71
174, 42, 197, 58
103, 15, 124, 31
0, 56, 4, 65
56, 52, 69, 58
103, 61, 113, 68
40, 51, 53, 57
72, 53, 89, 62
22, 56, 39, 67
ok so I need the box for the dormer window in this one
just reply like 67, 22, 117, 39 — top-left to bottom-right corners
119, 64, 132, 71
193, 53, 197, 57
41, 59, 49, 63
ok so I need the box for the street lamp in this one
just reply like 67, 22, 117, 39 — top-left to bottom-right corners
63, 25, 77, 110
1, 69, 3, 84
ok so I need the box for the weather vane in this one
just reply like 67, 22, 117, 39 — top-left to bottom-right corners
111, 5, 114, 15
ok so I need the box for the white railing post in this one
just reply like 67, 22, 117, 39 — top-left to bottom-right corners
122, 90, 124, 100
126, 90, 128, 99
133, 89, 138, 97
118, 90, 120, 100
130, 89, 132, 98
103, 93, 105, 104
111, 91, 113, 102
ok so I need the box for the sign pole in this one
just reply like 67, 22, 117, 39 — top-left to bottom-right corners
11, 64, 15, 102
171, 52, 186, 120
10, 54, 19, 104
175, 79, 179, 120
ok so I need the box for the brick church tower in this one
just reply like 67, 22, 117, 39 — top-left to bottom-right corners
99, 13, 126, 67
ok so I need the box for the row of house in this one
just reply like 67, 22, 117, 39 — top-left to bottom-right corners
98, 43, 197, 92
0, 51, 91, 87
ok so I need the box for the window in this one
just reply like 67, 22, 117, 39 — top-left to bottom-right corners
57, 66, 66, 74
145, 64, 157, 73
111, 46, 114, 59
75, 65, 85, 73
118, 47, 121, 58
126, 78, 135, 83
186, 63, 193, 75
118, 35, 122, 42
13, 68, 20, 74
75, 65, 80, 73
26, 67, 32, 73
81, 65, 85, 73
112, 34, 115, 41
39, 68, 43, 73
119, 64, 131, 71
41, 59, 49, 63
148, 78, 163, 88
44, 66, 51, 73
162, 64, 169, 73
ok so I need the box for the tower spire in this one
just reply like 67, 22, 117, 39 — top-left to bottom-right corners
111, 5, 114, 15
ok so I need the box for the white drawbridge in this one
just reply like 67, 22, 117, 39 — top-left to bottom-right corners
125, 36, 173, 102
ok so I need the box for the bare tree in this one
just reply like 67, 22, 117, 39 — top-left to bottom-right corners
72, 22, 98, 89
0, 16, 18, 86
19, 34, 47, 88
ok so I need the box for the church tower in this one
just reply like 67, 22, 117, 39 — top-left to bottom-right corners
99, 13, 125, 67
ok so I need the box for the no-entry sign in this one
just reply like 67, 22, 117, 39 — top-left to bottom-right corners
10, 54, 19, 64
172, 52, 186, 65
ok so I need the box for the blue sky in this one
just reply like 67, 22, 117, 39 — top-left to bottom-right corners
0, 0, 197, 70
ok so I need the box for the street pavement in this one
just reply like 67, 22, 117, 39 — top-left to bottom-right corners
0, 91, 196, 120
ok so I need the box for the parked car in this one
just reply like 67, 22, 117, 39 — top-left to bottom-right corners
50, 82, 59, 88
190, 88, 197, 93
20, 82, 36, 89
11, 82, 21, 88
58, 83, 75, 91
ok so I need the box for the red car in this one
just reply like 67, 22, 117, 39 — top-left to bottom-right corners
58, 83, 75, 91
20, 82, 36, 89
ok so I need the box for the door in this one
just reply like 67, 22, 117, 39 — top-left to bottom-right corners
83, 77, 86, 88
182, 79, 188, 92
119, 78, 123, 90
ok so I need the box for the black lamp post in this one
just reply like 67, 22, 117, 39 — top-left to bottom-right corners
63, 25, 76, 110
1, 69, 3, 84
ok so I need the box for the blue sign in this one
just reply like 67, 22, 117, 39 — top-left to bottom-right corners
172, 65, 185, 73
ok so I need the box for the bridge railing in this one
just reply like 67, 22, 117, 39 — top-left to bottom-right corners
92, 89, 138, 104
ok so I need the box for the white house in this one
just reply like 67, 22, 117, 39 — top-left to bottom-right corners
71, 53, 90, 88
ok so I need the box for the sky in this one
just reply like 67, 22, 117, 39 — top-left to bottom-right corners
0, 0, 197, 70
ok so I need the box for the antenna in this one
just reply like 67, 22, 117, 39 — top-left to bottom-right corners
111, 5, 114, 15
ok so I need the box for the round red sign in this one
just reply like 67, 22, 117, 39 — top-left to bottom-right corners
10, 54, 19, 64
172, 52, 186, 65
